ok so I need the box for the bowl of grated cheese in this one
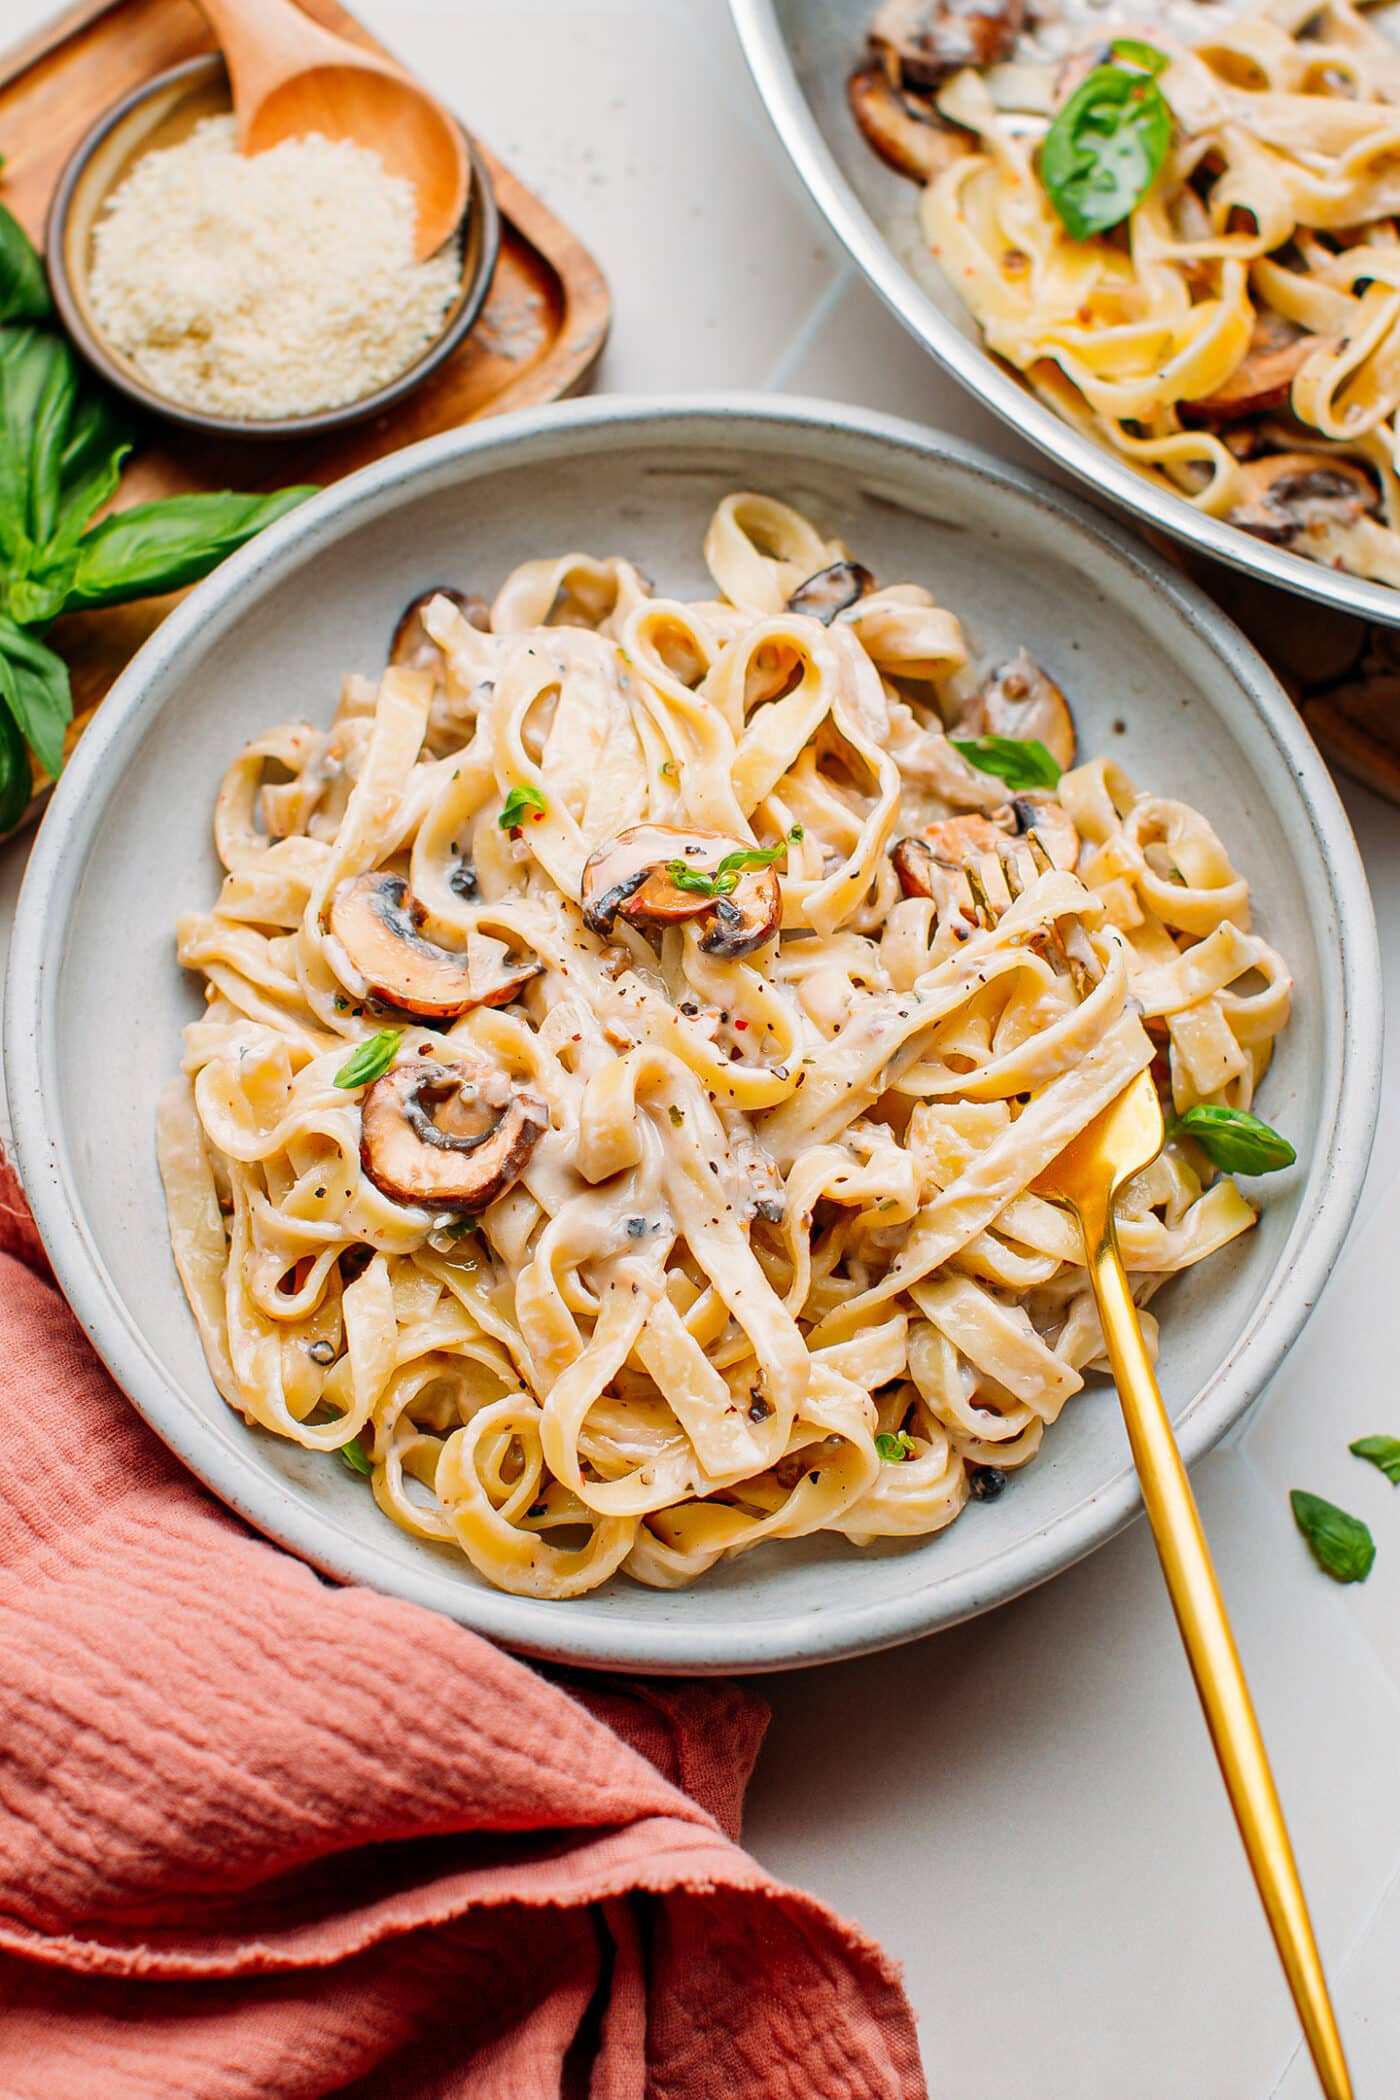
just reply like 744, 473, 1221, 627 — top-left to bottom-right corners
45, 55, 500, 440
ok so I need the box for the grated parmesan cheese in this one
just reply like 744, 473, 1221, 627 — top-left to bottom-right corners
88, 115, 462, 420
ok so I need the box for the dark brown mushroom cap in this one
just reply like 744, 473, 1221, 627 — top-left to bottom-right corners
847, 63, 972, 183
870, 0, 1024, 88
1181, 314, 1327, 426
954, 648, 1076, 770
1227, 455, 1380, 546
360, 1058, 547, 1211
389, 587, 491, 669
328, 872, 541, 1020
580, 824, 782, 961
786, 561, 877, 624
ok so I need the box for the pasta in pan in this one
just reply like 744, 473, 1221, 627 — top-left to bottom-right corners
159, 495, 1291, 1598
852, 0, 1400, 587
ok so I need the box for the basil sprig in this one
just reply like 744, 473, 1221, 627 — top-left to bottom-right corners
951, 734, 1062, 791
1177, 1104, 1295, 1175
499, 782, 547, 831
1040, 40, 1172, 243
875, 1430, 917, 1464
1350, 1435, 1400, 1486
1289, 1489, 1375, 1584
333, 1028, 402, 1089
665, 844, 785, 899
0, 197, 314, 829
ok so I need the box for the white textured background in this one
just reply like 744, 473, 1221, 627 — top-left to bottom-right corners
2, 4, 1398, 2094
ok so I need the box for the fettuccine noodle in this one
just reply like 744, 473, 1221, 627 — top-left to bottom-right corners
159, 495, 1291, 1598
857, 0, 1400, 586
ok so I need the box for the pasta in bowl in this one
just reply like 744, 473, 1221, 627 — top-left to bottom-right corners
847, 0, 1400, 590
159, 490, 1294, 1602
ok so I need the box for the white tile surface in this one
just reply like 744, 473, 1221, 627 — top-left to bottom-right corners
2, 1, 1397, 2093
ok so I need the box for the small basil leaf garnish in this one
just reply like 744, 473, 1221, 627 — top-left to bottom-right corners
1040, 55, 1172, 242
1177, 1104, 1295, 1175
1110, 37, 1169, 75
875, 1429, 917, 1463
333, 1027, 402, 1089
1350, 1435, 1400, 1486
338, 1434, 373, 1477
951, 734, 1062, 790
1289, 1490, 1375, 1584
498, 782, 547, 831
665, 843, 786, 898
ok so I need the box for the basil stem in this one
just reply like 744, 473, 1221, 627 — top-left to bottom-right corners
951, 734, 1062, 790
333, 1028, 402, 1089
1040, 52, 1172, 242
1289, 1490, 1375, 1584
1177, 1104, 1295, 1175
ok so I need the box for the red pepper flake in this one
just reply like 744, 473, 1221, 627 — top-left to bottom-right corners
733, 1018, 748, 1030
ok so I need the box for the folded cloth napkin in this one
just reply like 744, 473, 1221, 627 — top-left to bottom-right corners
0, 1159, 924, 2100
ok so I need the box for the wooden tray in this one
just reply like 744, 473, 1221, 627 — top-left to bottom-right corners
0, 0, 610, 824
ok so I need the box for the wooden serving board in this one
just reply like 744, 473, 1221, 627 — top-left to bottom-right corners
0, 0, 610, 825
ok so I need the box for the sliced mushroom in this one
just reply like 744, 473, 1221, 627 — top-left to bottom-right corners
847, 63, 973, 183
327, 872, 541, 1019
870, 0, 1025, 88
892, 800, 1078, 907
389, 587, 491, 669
1226, 455, 1380, 546
361, 1058, 547, 1210
1181, 314, 1327, 426
954, 648, 1076, 770
580, 824, 782, 961
786, 560, 876, 624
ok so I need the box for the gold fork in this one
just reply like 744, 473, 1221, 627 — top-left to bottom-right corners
1027, 991, 1352, 2096
964, 834, 1352, 2092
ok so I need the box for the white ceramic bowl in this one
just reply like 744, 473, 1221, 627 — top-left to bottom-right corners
3, 397, 1380, 1673
730, 0, 1400, 629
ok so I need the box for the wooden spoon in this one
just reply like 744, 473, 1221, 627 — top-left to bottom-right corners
194, 0, 469, 261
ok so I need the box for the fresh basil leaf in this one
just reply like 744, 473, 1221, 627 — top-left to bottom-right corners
1040, 62, 1172, 242
0, 200, 51, 324
0, 693, 31, 835
61, 486, 317, 612
338, 1434, 373, 1476
498, 782, 547, 830
1110, 37, 1168, 75
333, 1028, 402, 1089
0, 618, 71, 781
875, 1429, 917, 1463
1290, 1489, 1375, 1584
1177, 1104, 1295, 1175
1350, 1435, 1400, 1486
0, 328, 78, 568
444, 1216, 478, 1240
53, 388, 131, 549
666, 843, 785, 898
951, 734, 1063, 790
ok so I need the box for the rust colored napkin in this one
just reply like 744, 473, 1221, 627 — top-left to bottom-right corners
0, 1159, 924, 2100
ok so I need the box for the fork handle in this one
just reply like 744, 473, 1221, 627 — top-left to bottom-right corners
1085, 1219, 1353, 2100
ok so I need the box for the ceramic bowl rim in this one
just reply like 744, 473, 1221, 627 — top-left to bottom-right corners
3, 393, 1382, 1671
44, 52, 500, 442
